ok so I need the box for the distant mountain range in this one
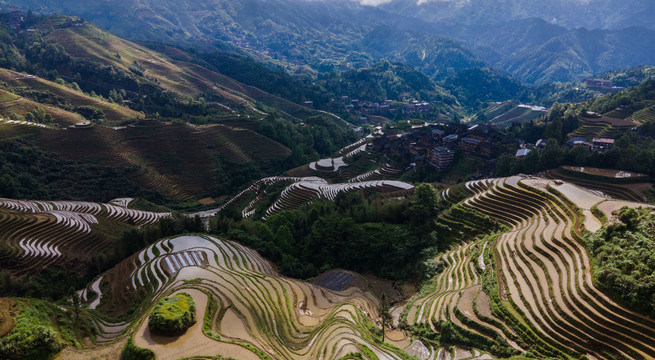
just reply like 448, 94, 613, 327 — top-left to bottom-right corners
377, 0, 655, 31
432, 18, 655, 84
2, 0, 655, 85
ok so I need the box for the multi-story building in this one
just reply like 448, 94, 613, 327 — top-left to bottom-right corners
429, 147, 455, 170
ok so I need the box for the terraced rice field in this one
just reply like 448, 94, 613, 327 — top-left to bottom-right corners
189, 172, 413, 219
489, 105, 544, 127
33, 174, 655, 359
0, 68, 143, 124
0, 197, 170, 275
630, 106, 655, 124
407, 176, 655, 359
94, 235, 415, 359
265, 178, 414, 217
348, 164, 402, 183
314, 270, 357, 291
543, 168, 647, 202
0, 118, 52, 129
570, 114, 635, 139
23, 121, 292, 200
9, 172, 653, 360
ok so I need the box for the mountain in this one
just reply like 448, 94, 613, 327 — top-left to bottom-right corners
447, 19, 655, 84
4, 0, 655, 87
2, 0, 483, 77
378, 0, 655, 30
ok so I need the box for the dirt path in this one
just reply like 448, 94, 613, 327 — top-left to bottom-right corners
53, 338, 126, 360
597, 200, 654, 222
134, 288, 260, 360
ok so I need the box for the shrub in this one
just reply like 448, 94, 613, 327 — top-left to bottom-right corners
148, 292, 196, 336
0, 302, 64, 360
121, 337, 155, 360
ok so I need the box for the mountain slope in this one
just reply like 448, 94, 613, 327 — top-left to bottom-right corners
44, 23, 320, 120
0, 68, 142, 125
0, 17, 360, 202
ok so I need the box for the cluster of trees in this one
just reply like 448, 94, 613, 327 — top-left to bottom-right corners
587, 207, 655, 315
443, 67, 522, 111
198, 50, 467, 119
213, 184, 445, 280
148, 293, 196, 336
317, 61, 459, 106
586, 78, 655, 114
23, 107, 53, 124
494, 133, 655, 178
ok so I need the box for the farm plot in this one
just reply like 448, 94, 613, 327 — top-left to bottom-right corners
457, 177, 655, 359
91, 235, 416, 360
543, 168, 647, 202
570, 115, 635, 139
265, 179, 414, 217
404, 176, 655, 359
631, 106, 655, 124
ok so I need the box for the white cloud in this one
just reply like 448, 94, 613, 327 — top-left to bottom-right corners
416, 0, 467, 5
359, 0, 394, 5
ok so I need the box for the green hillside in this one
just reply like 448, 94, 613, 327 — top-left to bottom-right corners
0, 15, 358, 203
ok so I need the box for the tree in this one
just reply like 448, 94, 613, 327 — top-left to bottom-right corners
543, 117, 563, 143
69, 287, 80, 325
378, 293, 392, 342
408, 183, 441, 227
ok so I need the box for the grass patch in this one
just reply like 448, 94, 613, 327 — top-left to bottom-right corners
443, 155, 484, 184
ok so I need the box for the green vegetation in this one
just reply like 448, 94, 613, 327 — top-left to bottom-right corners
443, 67, 522, 111
121, 337, 155, 360
23, 106, 53, 124
587, 207, 655, 315
494, 80, 655, 179
598, 65, 655, 88
0, 299, 93, 360
315, 61, 461, 114
257, 114, 358, 166
148, 292, 197, 336
590, 204, 608, 225
214, 184, 446, 280
0, 138, 161, 202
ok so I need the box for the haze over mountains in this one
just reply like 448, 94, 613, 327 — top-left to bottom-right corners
3, 0, 655, 85
377, 0, 655, 30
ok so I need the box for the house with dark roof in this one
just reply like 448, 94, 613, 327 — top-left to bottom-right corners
459, 137, 481, 153
429, 147, 455, 170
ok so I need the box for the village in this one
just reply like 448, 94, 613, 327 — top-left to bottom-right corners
368, 121, 619, 180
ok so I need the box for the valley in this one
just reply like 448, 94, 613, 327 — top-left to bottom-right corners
0, 3, 655, 360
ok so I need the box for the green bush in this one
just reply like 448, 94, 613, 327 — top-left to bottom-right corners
148, 292, 197, 336
121, 337, 155, 360
587, 207, 655, 315
0, 302, 64, 360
